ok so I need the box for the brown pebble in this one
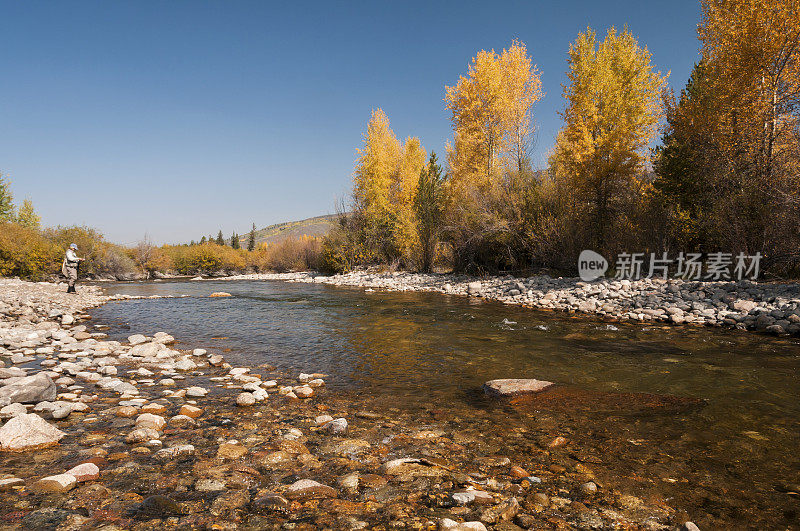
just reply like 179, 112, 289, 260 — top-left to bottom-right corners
217, 443, 248, 460
509, 465, 529, 479
179, 405, 203, 418
115, 406, 138, 418
141, 403, 168, 415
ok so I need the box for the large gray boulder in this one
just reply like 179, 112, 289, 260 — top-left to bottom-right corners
0, 413, 65, 451
0, 373, 57, 406
483, 378, 554, 397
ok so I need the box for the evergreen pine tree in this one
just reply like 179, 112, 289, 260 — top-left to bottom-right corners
247, 223, 256, 251
216, 230, 224, 245
0, 175, 15, 222
200, 236, 207, 244
231, 232, 240, 249
414, 153, 446, 273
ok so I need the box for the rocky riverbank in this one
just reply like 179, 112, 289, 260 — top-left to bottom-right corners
0, 278, 701, 530
224, 270, 800, 336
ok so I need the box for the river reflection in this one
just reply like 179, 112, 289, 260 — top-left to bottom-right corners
91, 279, 800, 528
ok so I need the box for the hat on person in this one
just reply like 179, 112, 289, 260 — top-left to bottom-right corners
69, 243, 78, 250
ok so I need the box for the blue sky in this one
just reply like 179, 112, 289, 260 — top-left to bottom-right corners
0, 1, 701, 244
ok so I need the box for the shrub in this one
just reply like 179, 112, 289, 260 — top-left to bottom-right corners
44, 225, 139, 279
251, 236, 321, 273
0, 222, 60, 279
167, 243, 246, 275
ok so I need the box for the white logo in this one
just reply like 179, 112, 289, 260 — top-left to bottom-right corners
578, 250, 608, 281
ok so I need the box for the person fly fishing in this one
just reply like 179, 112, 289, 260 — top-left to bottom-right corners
62, 243, 85, 293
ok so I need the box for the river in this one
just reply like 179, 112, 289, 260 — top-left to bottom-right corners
90, 279, 800, 529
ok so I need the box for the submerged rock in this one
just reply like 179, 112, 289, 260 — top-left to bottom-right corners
134, 495, 182, 517
0, 477, 24, 491
323, 417, 348, 434
253, 492, 289, 514
285, 479, 337, 500
236, 392, 256, 407
33, 474, 77, 493
155, 444, 195, 460
66, 462, 100, 482
483, 378, 554, 397
0, 413, 65, 451
439, 518, 488, 531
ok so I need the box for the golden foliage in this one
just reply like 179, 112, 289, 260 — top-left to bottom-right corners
551, 27, 667, 246
15, 199, 40, 229
350, 109, 427, 264
445, 40, 543, 189
699, 0, 800, 182
0, 222, 60, 279
166, 243, 246, 274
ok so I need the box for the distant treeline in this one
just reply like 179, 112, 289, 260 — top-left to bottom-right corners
0, 180, 321, 279
321, 0, 800, 278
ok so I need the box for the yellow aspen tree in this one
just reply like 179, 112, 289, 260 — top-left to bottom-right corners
552, 27, 667, 247
699, 0, 800, 183
353, 108, 402, 242
499, 40, 544, 172
445, 41, 542, 189
392, 137, 427, 260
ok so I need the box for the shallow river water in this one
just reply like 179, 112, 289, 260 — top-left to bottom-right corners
91, 279, 800, 529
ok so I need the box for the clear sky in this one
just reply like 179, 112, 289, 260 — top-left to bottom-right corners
0, 1, 702, 245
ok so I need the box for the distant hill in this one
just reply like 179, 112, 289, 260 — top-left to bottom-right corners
248, 214, 339, 246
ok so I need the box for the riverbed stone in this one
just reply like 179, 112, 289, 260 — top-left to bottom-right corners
483, 379, 554, 397
439, 518, 488, 531
0, 413, 65, 451
33, 473, 77, 493
127, 334, 147, 345
125, 427, 160, 444
179, 404, 203, 418
0, 373, 57, 405
135, 413, 166, 430
217, 442, 248, 459
285, 479, 337, 500
252, 492, 289, 514
324, 417, 348, 434
65, 462, 100, 482
186, 386, 208, 398
0, 477, 24, 491
140, 402, 168, 415
0, 403, 27, 419
155, 444, 195, 460
236, 392, 256, 407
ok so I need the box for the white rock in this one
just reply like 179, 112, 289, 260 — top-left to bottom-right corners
136, 413, 166, 430
324, 418, 348, 434
0, 414, 65, 451
439, 518, 487, 531
33, 473, 77, 493
0, 403, 27, 419
315, 414, 334, 425
185, 386, 208, 398
236, 393, 256, 407
127, 334, 147, 345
